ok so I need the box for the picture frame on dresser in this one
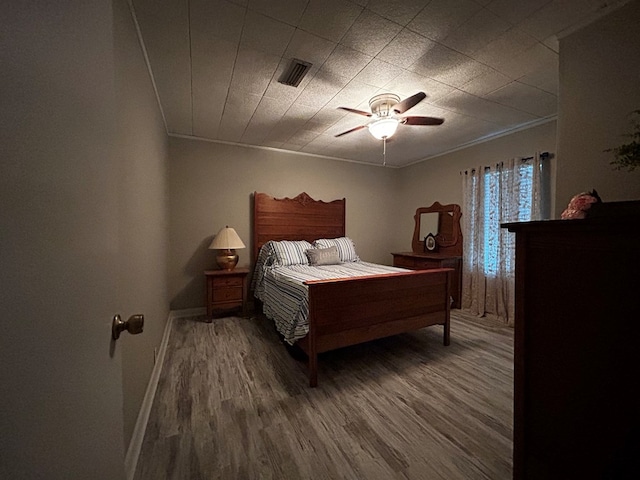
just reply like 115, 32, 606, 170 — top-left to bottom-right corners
424, 233, 437, 252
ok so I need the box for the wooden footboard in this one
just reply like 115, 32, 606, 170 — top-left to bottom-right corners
299, 268, 452, 387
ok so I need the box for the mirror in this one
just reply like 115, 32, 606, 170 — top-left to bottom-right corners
419, 213, 439, 242
412, 202, 462, 256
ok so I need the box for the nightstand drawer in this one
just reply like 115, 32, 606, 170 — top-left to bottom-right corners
212, 286, 242, 302
213, 276, 243, 287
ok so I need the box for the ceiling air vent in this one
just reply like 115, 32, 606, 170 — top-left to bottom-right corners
278, 59, 312, 87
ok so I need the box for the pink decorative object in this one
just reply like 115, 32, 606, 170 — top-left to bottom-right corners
561, 190, 602, 219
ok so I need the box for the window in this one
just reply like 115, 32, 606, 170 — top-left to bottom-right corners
482, 162, 537, 276
462, 154, 550, 323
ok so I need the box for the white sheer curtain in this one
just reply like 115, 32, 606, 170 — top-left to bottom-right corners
461, 155, 544, 326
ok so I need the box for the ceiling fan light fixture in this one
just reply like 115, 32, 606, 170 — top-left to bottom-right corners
334, 91, 443, 140
369, 118, 399, 140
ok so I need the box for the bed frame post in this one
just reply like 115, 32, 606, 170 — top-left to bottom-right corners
307, 309, 318, 387
444, 270, 451, 346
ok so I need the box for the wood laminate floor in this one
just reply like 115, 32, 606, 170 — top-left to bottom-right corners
134, 310, 513, 479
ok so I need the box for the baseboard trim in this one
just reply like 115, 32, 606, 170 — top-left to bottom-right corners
124, 307, 207, 479
123, 310, 172, 480
170, 307, 207, 319
124, 307, 207, 480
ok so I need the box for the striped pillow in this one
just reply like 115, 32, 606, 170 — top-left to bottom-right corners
314, 237, 360, 262
271, 240, 314, 266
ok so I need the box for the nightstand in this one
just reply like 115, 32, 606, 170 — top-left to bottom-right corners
204, 268, 249, 320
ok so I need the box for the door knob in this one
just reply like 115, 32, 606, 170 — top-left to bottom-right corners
112, 314, 144, 340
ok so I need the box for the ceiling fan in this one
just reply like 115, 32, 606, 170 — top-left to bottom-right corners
335, 91, 444, 140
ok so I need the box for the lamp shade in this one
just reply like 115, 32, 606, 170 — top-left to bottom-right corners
209, 226, 246, 250
369, 118, 399, 140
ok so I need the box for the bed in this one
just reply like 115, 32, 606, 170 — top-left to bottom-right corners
252, 192, 452, 387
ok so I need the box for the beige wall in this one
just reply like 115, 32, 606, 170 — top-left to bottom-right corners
556, 0, 640, 215
114, 0, 170, 451
395, 121, 558, 246
168, 137, 398, 309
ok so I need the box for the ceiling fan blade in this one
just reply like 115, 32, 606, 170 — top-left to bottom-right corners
334, 124, 368, 137
401, 116, 444, 126
338, 107, 372, 117
393, 91, 426, 114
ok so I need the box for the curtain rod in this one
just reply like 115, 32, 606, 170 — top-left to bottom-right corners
460, 151, 553, 175
522, 151, 552, 161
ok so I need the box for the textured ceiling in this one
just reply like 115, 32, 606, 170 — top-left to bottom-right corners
132, 0, 628, 167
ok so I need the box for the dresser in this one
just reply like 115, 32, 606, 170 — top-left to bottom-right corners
391, 252, 462, 309
204, 268, 249, 320
393, 201, 464, 309
504, 203, 640, 479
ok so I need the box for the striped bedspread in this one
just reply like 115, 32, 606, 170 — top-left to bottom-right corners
255, 261, 408, 345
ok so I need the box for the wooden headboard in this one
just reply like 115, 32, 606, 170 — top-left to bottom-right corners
252, 192, 346, 262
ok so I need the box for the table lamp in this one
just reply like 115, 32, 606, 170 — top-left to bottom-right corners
209, 226, 246, 270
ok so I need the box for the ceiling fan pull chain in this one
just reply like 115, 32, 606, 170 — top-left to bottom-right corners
383, 137, 387, 167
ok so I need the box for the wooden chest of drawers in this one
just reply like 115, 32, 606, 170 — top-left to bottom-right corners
391, 252, 462, 309
505, 210, 640, 479
205, 268, 248, 319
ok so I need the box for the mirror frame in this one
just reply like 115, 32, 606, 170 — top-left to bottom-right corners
412, 201, 462, 256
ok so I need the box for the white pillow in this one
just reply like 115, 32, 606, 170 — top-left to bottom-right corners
314, 237, 360, 262
306, 246, 341, 266
271, 240, 314, 266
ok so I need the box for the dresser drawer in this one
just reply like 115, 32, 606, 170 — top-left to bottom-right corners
414, 259, 442, 269
212, 286, 242, 302
393, 256, 417, 269
393, 255, 442, 270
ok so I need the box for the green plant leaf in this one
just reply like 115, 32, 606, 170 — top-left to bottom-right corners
605, 110, 640, 172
